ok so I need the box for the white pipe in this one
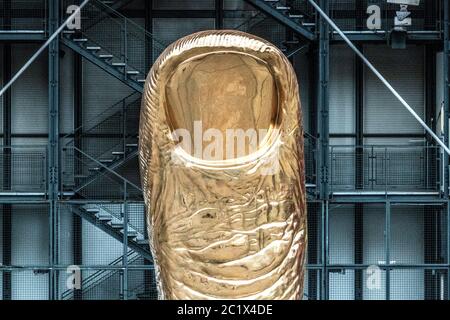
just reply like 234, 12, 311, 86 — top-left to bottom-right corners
307, 0, 450, 155
0, 0, 91, 98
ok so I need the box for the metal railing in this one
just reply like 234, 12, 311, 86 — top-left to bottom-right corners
61, 93, 141, 198
0, 0, 47, 31
0, 145, 47, 194
60, 250, 139, 300
62, 146, 142, 200
329, 145, 441, 194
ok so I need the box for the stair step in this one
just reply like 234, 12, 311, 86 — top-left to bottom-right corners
97, 214, 113, 222
85, 208, 100, 214
99, 159, 114, 163
284, 40, 300, 45
88, 167, 101, 171
74, 174, 88, 179
112, 151, 125, 156
102, 1, 114, 4
276, 6, 290, 10
126, 143, 138, 148
112, 62, 126, 67
137, 79, 146, 83
86, 46, 101, 51
127, 70, 140, 75
73, 38, 88, 42
99, 54, 114, 59
289, 14, 304, 19
136, 238, 149, 245
63, 30, 75, 34
302, 22, 316, 27
109, 221, 124, 229
122, 229, 138, 238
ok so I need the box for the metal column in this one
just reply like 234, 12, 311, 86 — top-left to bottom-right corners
73, 52, 83, 300
444, 0, 450, 198
48, 0, 60, 300
215, 0, 224, 29
2, 41, 12, 300
318, 0, 330, 201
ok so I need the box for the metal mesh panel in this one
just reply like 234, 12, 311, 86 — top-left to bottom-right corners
0, 270, 50, 300
153, 0, 214, 10
390, 269, 447, 300
330, 146, 440, 193
329, 203, 386, 265
0, 146, 46, 193
11, 205, 49, 266
0, 0, 47, 31
329, 268, 387, 300
11, 44, 48, 135
390, 204, 448, 265
307, 202, 321, 265
152, 18, 215, 59
79, 268, 123, 300
224, 13, 287, 50
127, 267, 158, 300
303, 269, 322, 300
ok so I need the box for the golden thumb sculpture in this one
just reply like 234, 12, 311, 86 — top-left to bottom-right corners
139, 30, 307, 300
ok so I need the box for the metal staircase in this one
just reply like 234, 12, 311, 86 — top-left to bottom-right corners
62, 92, 141, 198
63, 203, 152, 261
60, 0, 166, 93
243, 0, 317, 41
60, 250, 141, 300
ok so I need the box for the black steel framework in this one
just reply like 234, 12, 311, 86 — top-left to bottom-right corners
0, 0, 449, 300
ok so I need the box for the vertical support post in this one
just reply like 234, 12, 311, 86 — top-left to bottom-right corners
215, 0, 224, 29
321, 201, 329, 300
354, 204, 363, 300
307, 203, 318, 299
355, 44, 364, 188
425, 46, 437, 191
447, 200, 450, 299
2, 30, 12, 300
122, 184, 129, 300
48, 0, 60, 300
424, 205, 440, 299
385, 201, 391, 300
354, 44, 364, 298
73, 52, 83, 300
443, 0, 449, 198
145, 0, 153, 70
318, 0, 330, 200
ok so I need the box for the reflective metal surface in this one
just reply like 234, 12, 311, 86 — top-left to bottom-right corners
139, 30, 306, 300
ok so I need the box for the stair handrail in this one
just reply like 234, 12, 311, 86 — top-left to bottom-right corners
68, 145, 142, 192
61, 92, 140, 144
60, 248, 138, 299
89, 0, 167, 49
79, 254, 143, 298
66, 146, 140, 196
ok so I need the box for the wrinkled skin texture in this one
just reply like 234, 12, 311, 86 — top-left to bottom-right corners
139, 30, 307, 300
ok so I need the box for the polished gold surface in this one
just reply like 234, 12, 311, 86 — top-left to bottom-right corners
139, 30, 307, 300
